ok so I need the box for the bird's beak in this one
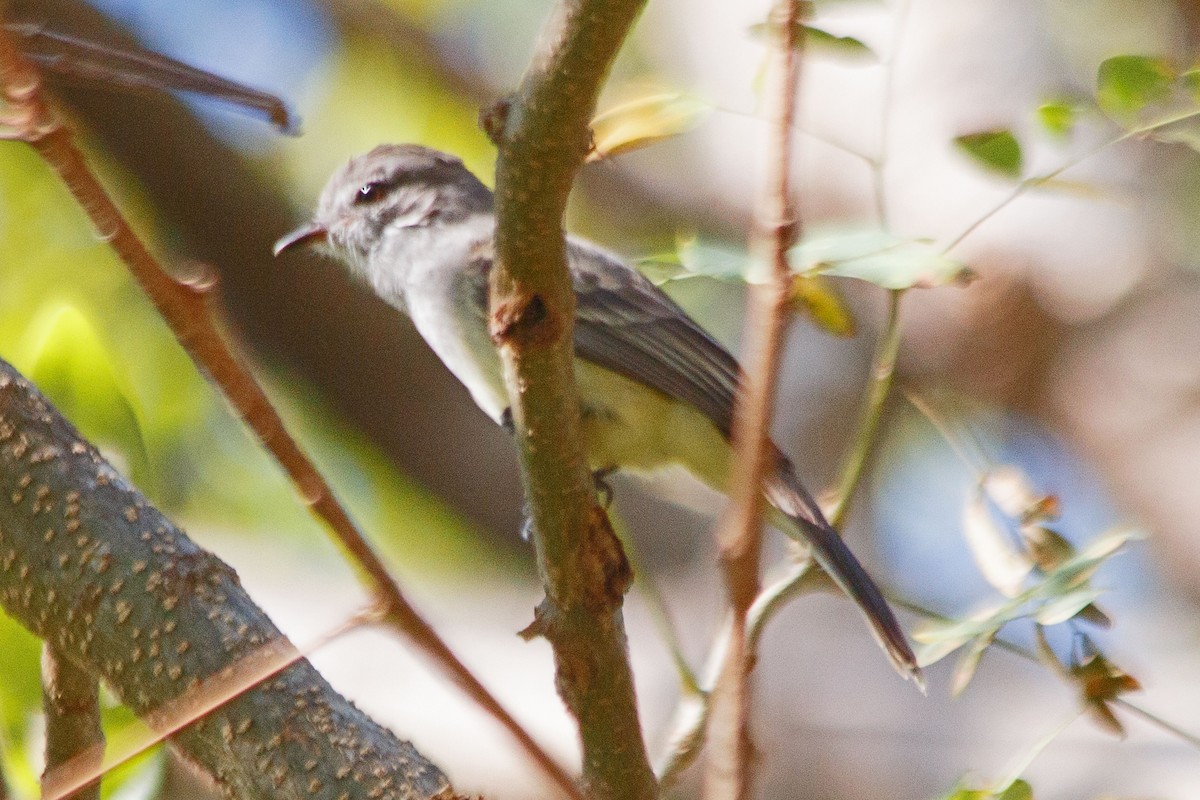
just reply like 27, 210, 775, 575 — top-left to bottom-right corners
273, 221, 328, 256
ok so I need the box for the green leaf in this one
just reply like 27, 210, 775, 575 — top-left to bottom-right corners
637, 255, 690, 286
941, 787, 990, 800
588, 93, 713, 162
913, 611, 996, 667
19, 304, 150, 478
747, 20, 876, 61
954, 129, 1024, 179
1036, 99, 1080, 138
793, 229, 973, 289
1033, 585, 1104, 625
1096, 55, 1175, 121
997, 779, 1034, 800
803, 26, 875, 60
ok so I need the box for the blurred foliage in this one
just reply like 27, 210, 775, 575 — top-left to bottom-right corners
276, 28, 493, 200
588, 92, 713, 163
953, 130, 1024, 180
0, 19, 520, 787
0, 146, 487, 573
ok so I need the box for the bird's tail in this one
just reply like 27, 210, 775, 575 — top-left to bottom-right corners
763, 459, 922, 686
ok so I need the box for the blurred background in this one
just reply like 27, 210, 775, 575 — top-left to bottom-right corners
1, 0, 1200, 797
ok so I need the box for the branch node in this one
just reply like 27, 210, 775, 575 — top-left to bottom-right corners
582, 505, 632, 610
518, 605, 551, 642
479, 96, 513, 146
490, 293, 557, 348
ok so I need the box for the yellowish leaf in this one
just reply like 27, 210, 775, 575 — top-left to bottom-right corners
588, 93, 712, 162
789, 274, 856, 337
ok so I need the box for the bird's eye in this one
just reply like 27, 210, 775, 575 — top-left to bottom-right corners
354, 181, 384, 204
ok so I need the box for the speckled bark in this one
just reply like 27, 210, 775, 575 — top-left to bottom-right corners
0, 359, 454, 800
42, 643, 103, 800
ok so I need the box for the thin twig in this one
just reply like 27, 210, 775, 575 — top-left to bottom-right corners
871, 0, 915, 229
41, 645, 103, 800
828, 288, 905, 529
703, 2, 806, 798
0, 21, 580, 800
936, 109, 1200, 257
893, 596, 1200, 752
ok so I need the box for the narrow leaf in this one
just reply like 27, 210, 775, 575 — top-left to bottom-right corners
637, 257, 690, 286
588, 93, 712, 162
954, 129, 1024, 179
803, 26, 875, 60
997, 780, 1034, 800
950, 628, 998, 697
1033, 586, 1103, 626
794, 229, 973, 289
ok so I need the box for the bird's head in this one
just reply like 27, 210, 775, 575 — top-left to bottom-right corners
273, 144, 493, 269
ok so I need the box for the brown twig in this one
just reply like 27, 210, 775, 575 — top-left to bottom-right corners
486, 0, 657, 798
0, 20, 580, 800
41, 645, 103, 800
703, 2, 806, 799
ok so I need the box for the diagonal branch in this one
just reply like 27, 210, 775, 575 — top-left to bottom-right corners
0, 358, 452, 800
0, 20, 578, 799
704, 2, 806, 798
484, 1, 656, 799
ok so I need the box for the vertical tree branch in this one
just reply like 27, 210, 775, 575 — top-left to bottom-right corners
485, 1, 656, 799
41, 645, 103, 800
0, 21, 578, 799
704, 3, 805, 799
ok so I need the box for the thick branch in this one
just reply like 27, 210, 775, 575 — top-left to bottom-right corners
42, 644, 103, 800
0, 359, 453, 800
486, 1, 655, 799
705, 3, 805, 799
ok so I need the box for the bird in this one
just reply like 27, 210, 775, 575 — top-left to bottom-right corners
274, 143, 920, 682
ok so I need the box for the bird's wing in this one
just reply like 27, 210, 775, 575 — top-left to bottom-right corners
568, 241, 742, 437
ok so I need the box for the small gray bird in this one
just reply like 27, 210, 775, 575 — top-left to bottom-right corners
275, 144, 919, 682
